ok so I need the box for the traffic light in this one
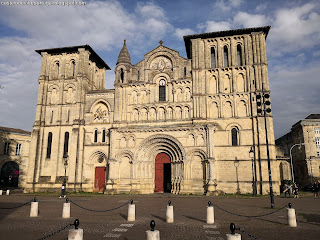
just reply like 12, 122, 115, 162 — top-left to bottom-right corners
256, 93, 263, 115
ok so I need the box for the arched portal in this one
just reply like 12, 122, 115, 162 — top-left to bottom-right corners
0, 161, 19, 188
90, 151, 108, 192
155, 153, 171, 193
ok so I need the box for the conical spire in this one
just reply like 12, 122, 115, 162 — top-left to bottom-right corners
117, 39, 131, 65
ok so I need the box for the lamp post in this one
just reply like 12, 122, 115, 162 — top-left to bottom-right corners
289, 143, 305, 184
249, 146, 256, 196
234, 158, 240, 194
63, 153, 69, 184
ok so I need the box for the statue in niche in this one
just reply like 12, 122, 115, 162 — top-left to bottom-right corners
51, 88, 58, 104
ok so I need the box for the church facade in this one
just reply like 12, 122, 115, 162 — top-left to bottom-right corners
25, 26, 280, 195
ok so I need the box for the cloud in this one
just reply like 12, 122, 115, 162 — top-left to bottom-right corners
197, 21, 232, 33
233, 12, 269, 28
216, 0, 242, 12
174, 28, 196, 39
269, 3, 320, 54
136, 2, 166, 19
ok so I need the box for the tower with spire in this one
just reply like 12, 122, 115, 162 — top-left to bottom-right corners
115, 40, 132, 85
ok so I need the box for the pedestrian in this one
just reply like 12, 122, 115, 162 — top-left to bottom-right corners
59, 181, 66, 198
283, 183, 291, 198
293, 182, 299, 198
312, 181, 318, 199
318, 179, 320, 198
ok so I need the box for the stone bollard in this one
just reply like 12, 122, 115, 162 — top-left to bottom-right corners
30, 197, 39, 217
6, 190, 10, 195
146, 220, 160, 240
128, 199, 135, 222
62, 198, 71, 218
226, 223, 241, 240
287, 203, 297, 227
166, 200, 174, 223
0, 190, 3, 195
206, 201, 214, 224
68, 219, 83, 240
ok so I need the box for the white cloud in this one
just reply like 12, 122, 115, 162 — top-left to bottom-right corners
216, 0, 242, 12
255, 3, 267, 12
233, 12, 269, 28
198, 21, 232, 33
136, 2, 166, 19
269, 3, 320, 54
174, 28, 196, 39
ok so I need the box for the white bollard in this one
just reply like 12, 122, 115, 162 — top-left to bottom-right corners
128, 200, 135, 222
146, 230, 160, 240
226, 233, 241, 240
68, 228, 83, 240
166, 201, 174, 223
0, 190, 3, 195
62, 202, 71, 218
30, 201, 39, 217
6, 190, 10, 195
207, 206, 214, 224
287, 203, 297, 227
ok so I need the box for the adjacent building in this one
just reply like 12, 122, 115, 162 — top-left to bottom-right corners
24, 26, 281, 195
0, 126, 31, 188
276, 114, 320, 186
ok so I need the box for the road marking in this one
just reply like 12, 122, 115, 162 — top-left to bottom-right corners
104, 233, 121, 238
120, 224, 134, 227
203, 225, 218, 229
113, 228, 128, 232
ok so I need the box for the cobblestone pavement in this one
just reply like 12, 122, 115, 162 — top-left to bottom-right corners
0, 193, 319, 240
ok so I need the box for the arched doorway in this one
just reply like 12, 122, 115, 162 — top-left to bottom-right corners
155, 153, 171, 193
0, 161, 19, 188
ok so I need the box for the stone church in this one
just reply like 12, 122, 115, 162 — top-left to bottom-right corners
25, 26, 280, 195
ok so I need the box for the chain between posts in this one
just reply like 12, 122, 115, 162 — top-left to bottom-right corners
37, 223, 74, 240
0, 198, 34, 209
69, 199, 130, 212
212, 202, 287, 218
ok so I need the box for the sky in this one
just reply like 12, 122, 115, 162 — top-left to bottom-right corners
0, 0, 319, 139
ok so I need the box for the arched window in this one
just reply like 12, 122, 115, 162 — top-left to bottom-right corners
159, 79, 166, 102
46, 132, 53, 158
120, 68, 124, 83
211, 47, 216, 68
138, 70, 140, 80
224, 46, 229, 68
102, 129, 106, 143
63, 132, 69, 157
237, 45, 242, 66
231, 128, 238, 146
55, 61, 60, 78
94, 129, 98, 143
71, 60, 76, 77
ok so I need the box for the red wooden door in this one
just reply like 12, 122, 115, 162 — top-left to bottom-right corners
154, 153, 171, 192
95, 167, 106, 192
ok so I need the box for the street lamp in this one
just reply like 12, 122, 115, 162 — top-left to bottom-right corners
63, 153, 69, 184
234, 158, 240, 194
289, 143, 305, 184
249, 146, 256, 196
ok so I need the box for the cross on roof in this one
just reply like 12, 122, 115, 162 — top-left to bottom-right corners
159, 40, 163, 46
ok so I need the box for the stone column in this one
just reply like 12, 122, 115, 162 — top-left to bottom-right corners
206, 125, 216, 193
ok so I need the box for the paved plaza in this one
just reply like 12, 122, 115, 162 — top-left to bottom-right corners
0, 192, 319, 240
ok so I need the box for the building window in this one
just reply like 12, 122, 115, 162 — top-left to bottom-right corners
55, 61, 60, 78
138, 70, 140, 80
184, 67, 187, 76
315, 128, 320, 135
231, 128, 238, 146
120, 68, 124, 83
317, 151, 320, 157
63, 132, 69, 157
211, 47, 216, 68
46, 132, 53, 159
224, 46, 229, 68
102, 129, 106, 143
237, 45, 242, 66
316, 137, 320, 149
94, 129, 98, 143
159, 79, 166, 102
71, 60, 76, 77
4, 142, 10, 155
15, 143, 21, 156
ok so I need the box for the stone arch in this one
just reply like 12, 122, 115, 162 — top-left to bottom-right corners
187, 149, 208, 183
208, 75, 217, 94
223, 74, 231, 93
90, 100, 111, 123
130, 90, 138, 104
147, 52, 177, 70
209, 101, 219, 118
224, 101, 233, 118
116, 150, 134, 162
89, 150, 108, 164
237, 99, 247, 117
185, 87, 191, 101
236, 73, 245, 93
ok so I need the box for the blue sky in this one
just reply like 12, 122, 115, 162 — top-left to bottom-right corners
0, 0, 319, 139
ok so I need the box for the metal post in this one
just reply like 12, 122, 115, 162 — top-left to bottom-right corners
249, 146, 256, 196
289, 143, 305, 184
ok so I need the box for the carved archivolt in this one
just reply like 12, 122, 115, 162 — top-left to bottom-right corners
91, 101, 110, 123
151, 56, 173, 71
